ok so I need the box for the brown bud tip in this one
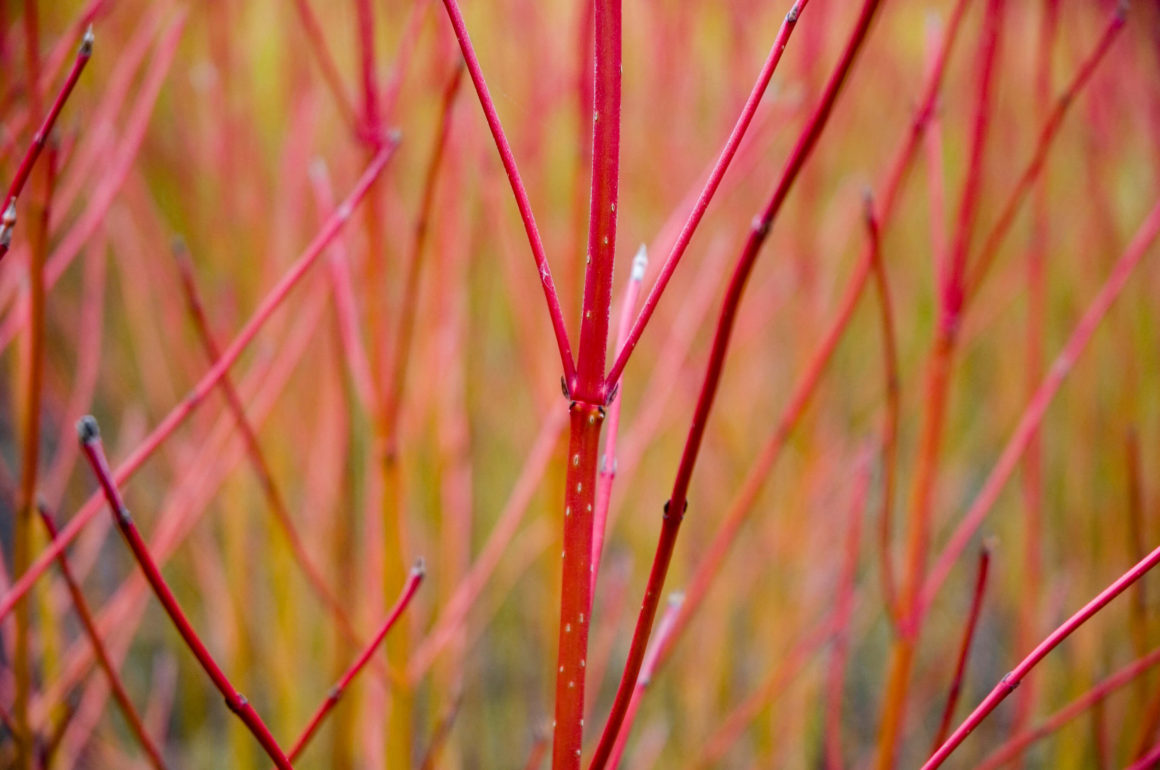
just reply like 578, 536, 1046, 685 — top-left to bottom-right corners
386, 128, 403, 145
412, 557, 427, 577
80, 26, 95, 57
76, 415, 100, 444
2, 201, 16, 227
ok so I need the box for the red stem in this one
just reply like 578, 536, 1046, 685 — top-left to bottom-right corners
929, 545, 991, 753
438, 0, 576, 387
640, 0, 971, 687
590, 0, 883, 763
976, 645, 1160, 770
37, 505, 168, 770
355, 0, 381, 144
77, 417, 291, 769
552, 403, 604, 769
0, 144, 396, 627
287, 561, 425, 762
924, 539, 1160, 769
0, 26, 92, 262
572, 0, 622, 403
604, 592, 683, 769
603, 0, 811, 389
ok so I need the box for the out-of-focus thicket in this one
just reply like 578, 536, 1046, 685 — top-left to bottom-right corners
0, 0, 1159, 767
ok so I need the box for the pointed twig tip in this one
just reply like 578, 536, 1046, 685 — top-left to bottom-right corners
630, 244, 648, 281
76, 415, 100, 445
412, 557, 427, 577
308, 157, 328, 182
387, 128, 403, 145
81, 25, 95, 56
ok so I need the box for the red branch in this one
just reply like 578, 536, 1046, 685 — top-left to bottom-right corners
438, 0, 576, 387
77, 417, 291, 769
929, 545, 992, 753
925, 537, 1160, 768
0, 26, 92, 262
604, 0, 812, 388
589, 0, 883, 763
287, 561, 425, 762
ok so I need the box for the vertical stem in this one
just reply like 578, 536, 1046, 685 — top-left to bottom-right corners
552, 0, 622, 765
572, 0, 621, 403
553, 403, 605, 769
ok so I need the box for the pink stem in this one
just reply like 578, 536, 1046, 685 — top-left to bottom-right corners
976, 645, 1160, 770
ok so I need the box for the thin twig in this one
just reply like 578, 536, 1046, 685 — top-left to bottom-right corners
36, 505, 167, 770
287, 560, 425, 762
77, 417, 291, 769
438, 0, 576, 386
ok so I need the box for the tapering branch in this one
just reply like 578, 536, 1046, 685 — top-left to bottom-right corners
0, 26, 92, 263
929, 545, 992, 753
590, 0, 883, 762
287, 560, 425, 762
437, 0, 576, 386
604, 0, 812, 389
77, 417, 291, 769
